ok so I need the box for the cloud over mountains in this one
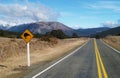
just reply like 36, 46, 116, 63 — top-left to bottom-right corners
102, 20, 120, 28
0, 1, 60, 26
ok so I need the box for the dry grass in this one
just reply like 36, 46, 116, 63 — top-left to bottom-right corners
103, 36, 120, 51
0, 37, 88, 78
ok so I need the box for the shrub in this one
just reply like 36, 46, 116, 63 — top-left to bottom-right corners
72, 32, 79, 38
40, 36, 50, 41
50, 29, 67, 39
49, 37, 58, 44
40, 36, 58, 45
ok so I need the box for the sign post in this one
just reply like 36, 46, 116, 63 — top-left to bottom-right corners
27, 42, 30, 66
21, 29, 33, 67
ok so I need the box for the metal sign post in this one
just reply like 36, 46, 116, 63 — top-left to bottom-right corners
27, 42, 30, 66
21, 29, 33, 67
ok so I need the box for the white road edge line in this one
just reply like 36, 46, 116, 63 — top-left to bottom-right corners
101, 39, 120, 54
32, 40, 89, 78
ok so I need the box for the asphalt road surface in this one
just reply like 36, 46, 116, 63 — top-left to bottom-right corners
26, 39, 120, 78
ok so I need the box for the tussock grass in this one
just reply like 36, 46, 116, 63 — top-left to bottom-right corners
0, 37, 59, 61
103, 36, 120, 51
0, 37, 88, 78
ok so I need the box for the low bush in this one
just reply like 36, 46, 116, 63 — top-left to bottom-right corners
40, 36, 58, 45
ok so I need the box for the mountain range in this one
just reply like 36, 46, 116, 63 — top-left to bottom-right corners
0, 21, 119, 37
94, 26, 120, 37
0, 25, 8, 30
76, 27, 110, 36
8, 22, 76, 36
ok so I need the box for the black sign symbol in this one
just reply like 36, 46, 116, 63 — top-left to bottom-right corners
24, 33, 30, 39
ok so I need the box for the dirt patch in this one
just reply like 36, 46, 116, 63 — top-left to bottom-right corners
13, 65, 28, 71
0, 64, 7, 68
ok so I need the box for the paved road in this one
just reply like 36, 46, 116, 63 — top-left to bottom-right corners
26, 39, 120, 78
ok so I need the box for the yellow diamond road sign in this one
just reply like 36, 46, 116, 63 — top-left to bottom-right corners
21, 29, 33, 43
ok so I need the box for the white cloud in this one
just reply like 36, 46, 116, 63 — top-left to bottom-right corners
102, 20, 119, 27
87, 1, 120, 12
73, 25, 81, 29
0, 2, 60, 26
0, 20, 7, 25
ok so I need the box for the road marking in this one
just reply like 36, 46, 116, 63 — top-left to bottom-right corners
94, 39, 108, 78
32, 40, 89, 78
94, 40, 102, 78
101, 39, 120, 54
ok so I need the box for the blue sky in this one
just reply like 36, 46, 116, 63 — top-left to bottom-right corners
0, 0, 120, 29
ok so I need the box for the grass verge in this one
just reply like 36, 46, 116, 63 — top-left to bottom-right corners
102, 36, 120, 51
9, 42, 85, 78
0, 38, 88, 78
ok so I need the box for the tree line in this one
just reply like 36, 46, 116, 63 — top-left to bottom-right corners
0, 30, 21, 38
0, 29, 79, 39
35, 29, 79, 39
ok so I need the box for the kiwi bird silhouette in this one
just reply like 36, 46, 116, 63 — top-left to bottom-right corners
24, 33, 30, 39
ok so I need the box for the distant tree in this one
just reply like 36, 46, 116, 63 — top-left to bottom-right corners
35, 34, 41, 38
0, 30, 21, 38
50, 29, 67, 39
0, 30, 4, 36
72, 32, 78, 38
45, 32, 51, 36
118, 33, 120, 36
95, 35, 100, 39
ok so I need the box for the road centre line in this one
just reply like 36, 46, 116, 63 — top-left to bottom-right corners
94, 39, 108, 78
94, 39, 102, 78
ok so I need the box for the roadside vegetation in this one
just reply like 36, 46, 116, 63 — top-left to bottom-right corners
0, 37, 87, 78
0, 29, 87, 78
103, 36, 120, 51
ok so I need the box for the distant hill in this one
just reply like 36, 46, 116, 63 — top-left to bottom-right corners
8, 22, 111, 36
0, 25, 8, 30
77, 27, 110, 36
0, 22, 114, 37
92, 26, 120, 37
8, 22, 76, 36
